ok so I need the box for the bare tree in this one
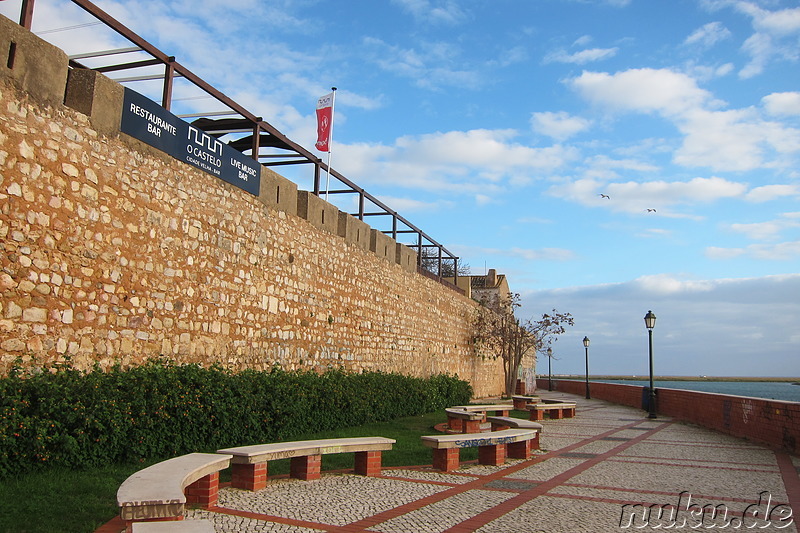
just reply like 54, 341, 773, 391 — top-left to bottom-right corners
418, 247, 470, 277
473, 293, 573, 397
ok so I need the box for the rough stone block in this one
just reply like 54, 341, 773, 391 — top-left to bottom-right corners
0, 14, 68, 106
297, 191, 338, 234
64, 68, 124, 136
258, 166, 297, 216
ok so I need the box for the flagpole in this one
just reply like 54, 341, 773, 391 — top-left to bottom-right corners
325, 87, 337, 200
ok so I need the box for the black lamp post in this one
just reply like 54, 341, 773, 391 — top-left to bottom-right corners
547, 347, 553, 391
583, 336, 590, 399
644, 310, 657, 419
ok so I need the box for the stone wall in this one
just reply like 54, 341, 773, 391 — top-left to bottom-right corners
0, 14, 506, 397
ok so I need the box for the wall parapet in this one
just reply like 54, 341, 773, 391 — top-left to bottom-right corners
537, 378, 800, 455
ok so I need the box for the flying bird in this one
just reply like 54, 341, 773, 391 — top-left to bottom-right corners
599, 194, 610, 199
645, 208, 656, 212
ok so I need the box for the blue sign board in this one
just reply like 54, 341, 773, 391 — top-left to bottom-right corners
120, 88, 260, 196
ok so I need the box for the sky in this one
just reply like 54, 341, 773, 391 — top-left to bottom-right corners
2, 0, 798, 377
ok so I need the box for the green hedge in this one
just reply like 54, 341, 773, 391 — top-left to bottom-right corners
0, 360, 472, 478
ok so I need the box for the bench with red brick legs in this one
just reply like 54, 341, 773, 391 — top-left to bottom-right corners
527, 399, 577, 421
117, 452, 232, 529
445, 408, 485, 433
217, 437, 395, 491
446, 403, 514, 432
486, 416, 543, 449
421, 429, 538, 472
512, 395, 540, 410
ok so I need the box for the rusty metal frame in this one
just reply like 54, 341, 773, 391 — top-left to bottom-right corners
14, 0, 461, 287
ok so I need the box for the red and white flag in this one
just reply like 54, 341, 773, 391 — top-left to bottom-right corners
315, 92, 334, 152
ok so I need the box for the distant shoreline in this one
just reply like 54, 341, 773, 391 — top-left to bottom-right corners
555, 375, 800, 382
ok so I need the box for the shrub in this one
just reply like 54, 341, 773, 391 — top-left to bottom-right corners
0, 359, 471, 477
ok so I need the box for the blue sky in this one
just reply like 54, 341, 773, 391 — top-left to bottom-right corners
3, 0, 798, 377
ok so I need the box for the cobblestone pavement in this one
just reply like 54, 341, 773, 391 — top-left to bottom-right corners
103, 393, 800, 532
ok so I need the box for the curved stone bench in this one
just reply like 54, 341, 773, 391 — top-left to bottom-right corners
217, 436, 395, 490
421, 428, 538, 471
117, 452, 232, 526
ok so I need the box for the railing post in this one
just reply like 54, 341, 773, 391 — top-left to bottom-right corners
358, 192, 365, 220
313, 163, 321, 196
161, 57, 175, 110
250, 122, 261, 161
20, 0, 35, 29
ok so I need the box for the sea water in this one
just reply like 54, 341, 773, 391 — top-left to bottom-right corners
594, 379, 800, 403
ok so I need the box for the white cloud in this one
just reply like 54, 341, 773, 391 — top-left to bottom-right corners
390, 0, 468, 25
545, 47, 619, 65
570, 68, 800, 172
684, 21, 732, 48
763, 92, 800, 116
707, 240, 800, 261
745, 184, 800, 203
633, 274, 715, 294
731, 3, 800, 78
531, 111, 592, 141
334, 129, 579, 192
569, 68, 715, 117
728, 212, 800, 241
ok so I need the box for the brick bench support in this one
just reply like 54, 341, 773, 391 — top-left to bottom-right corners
422, 429, 538, 472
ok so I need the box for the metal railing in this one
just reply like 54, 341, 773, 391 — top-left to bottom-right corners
11, 0, 461, 287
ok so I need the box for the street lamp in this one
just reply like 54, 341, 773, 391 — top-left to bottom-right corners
644, 310, 657, 419
583, 336, 591, 399
547, 347, 553, 391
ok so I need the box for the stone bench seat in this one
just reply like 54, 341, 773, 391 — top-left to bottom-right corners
217, 436, 395, 490
527, 400, 577, 420
117, 452, 232, 526
486, 416, 544, 431
421, 428, 538, 471
511, 395, 540, 410
452, 403, 514, 415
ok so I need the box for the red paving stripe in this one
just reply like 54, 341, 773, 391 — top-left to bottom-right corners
440, 420, 673, 533
776, 451, 800, 512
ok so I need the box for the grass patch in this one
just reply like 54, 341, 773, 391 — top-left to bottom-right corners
0, 409, 470, 533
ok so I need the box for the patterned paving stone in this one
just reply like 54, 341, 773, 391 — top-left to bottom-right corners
105, 395, 800, 533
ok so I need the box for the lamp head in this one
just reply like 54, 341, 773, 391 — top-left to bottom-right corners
583, 336, 590, 348
644, 310, 656, 330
